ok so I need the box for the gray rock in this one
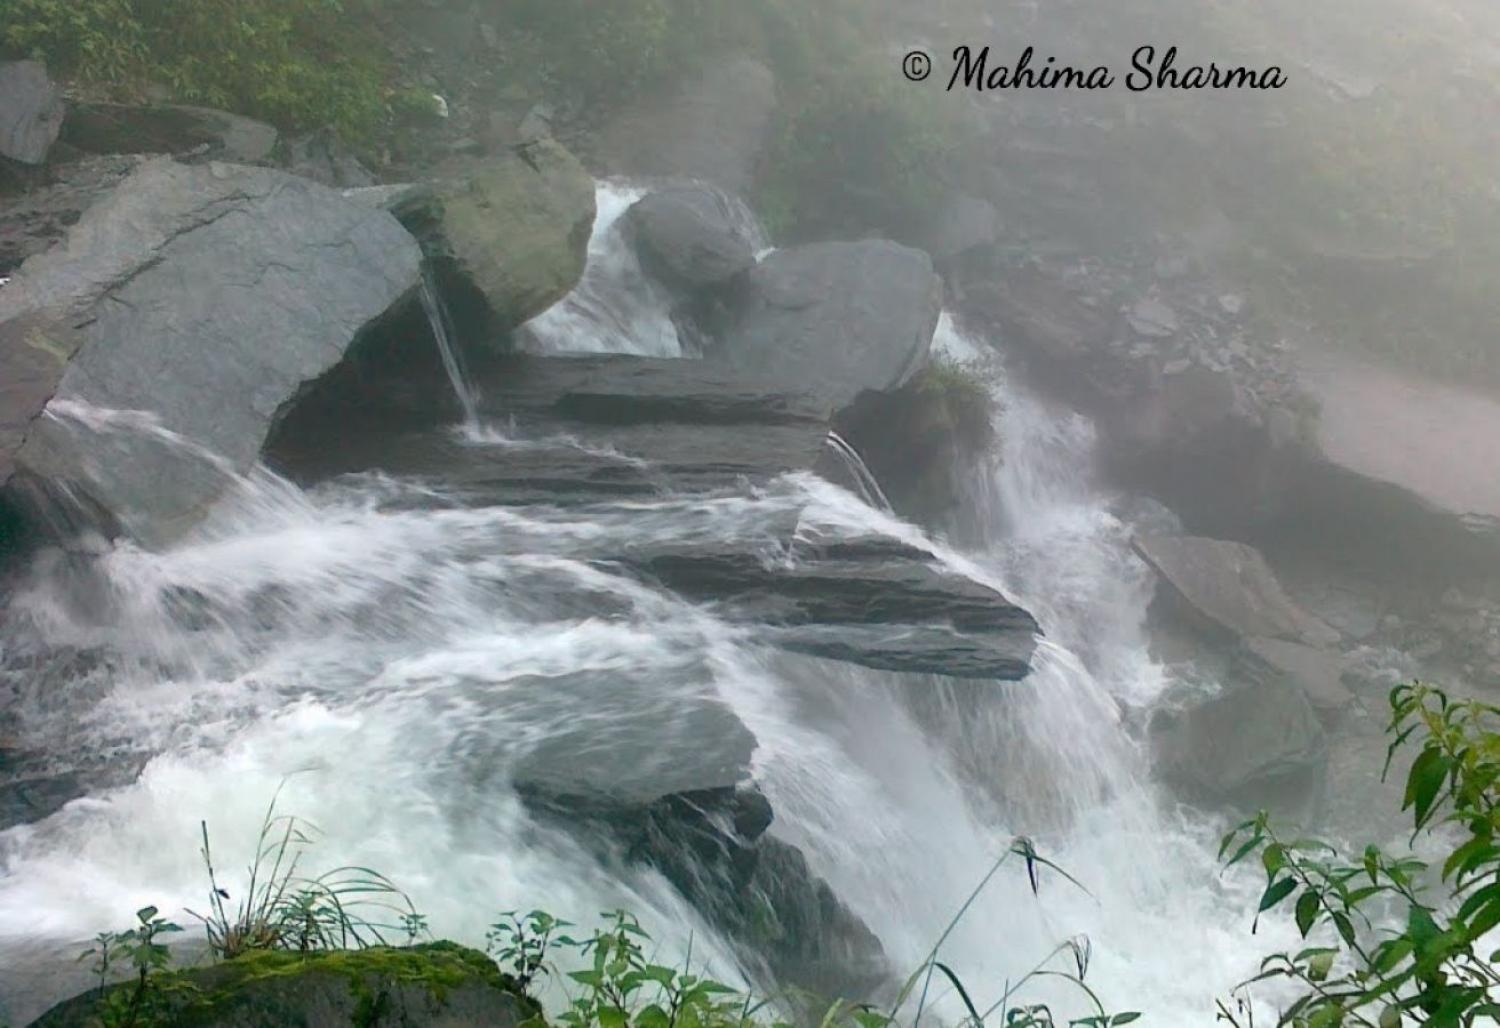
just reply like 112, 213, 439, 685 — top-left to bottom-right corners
1151, 677, 1327, 813
626, 186, 761, 290
0, 158, 423, 547
60, 102, 278, 163
0, 61, 65, 166
425, 140, 596, 333
1128, 295, 1180, 337
282, 127, 376, 187
1134, 535, 1341, 646
921, 193, 1001, 261
1245, 636, 1355, 716
0, 154, 145, 273
713, 241, 942, 410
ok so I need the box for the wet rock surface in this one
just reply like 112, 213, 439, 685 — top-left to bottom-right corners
0, 158, 422, 547
0, 61, 66, 166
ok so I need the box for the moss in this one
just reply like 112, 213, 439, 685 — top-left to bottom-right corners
35, 943, 541, 1028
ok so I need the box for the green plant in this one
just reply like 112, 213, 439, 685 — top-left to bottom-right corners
189, 785, 420, 959
487, 909, 577, 994
0, 0, 390, 142
489, 838, 1137, 1028
1219, 683, 1500, 1027
75, 905, 190, 1028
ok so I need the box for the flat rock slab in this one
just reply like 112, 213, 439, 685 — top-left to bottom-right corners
1298, 346, 1500, 527
1135, 535, 1340, 646
713, 240, 943, 411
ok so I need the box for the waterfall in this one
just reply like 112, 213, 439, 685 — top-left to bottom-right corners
823, 432, 894, 514
419, 267, 481, 432
0, 206, 1291, 1026
519, 183, 686, 358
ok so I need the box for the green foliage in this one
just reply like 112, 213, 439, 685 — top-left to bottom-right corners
917, 358, 996, 446
188, 785, 419, 960
75, 905, 194, 1028
1220, 683, 1500, 1027
0, 0, 389, 142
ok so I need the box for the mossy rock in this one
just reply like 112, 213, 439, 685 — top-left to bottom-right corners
424, 139, 596, 340
32, 942, 543, 1028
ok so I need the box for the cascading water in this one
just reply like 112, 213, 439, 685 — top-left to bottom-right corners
519, 183, 686, 358
0, 209, 1292, 1026
418, 267, 481, 433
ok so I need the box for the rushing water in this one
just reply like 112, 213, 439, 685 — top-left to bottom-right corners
0, 195, 1292, 1025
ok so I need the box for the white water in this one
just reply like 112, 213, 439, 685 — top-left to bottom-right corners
419, 268, 481, 432
0, 227, 1290, 1026
519, 183, 686, 358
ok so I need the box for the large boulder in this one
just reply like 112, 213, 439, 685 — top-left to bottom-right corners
0, 158, 423, 546
32, 944, 537, 1028
1151, 677, 1328, 815
60, 102, 278, 164
1297, 347, 1500, 529
625, 185, 761, 291
0, 61, 65, 166
1134, 535, 1340, 647
597, 57, 776, 195
525, 784, 889, 1004
421, 139, 595, 336
712, 241, 943, 410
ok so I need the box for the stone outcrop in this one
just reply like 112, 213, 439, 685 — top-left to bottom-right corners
60, 102, 279, 164
1134, 535, 1340, 647
0, 61, 65, 166
626, 185, 761, 291
0, 158, 422, 546
33, 944, 538, 1028
712, 241, 943, 411
420, 139, 595, 336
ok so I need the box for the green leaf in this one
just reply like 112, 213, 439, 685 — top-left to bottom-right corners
1306, 949, 1336, 982
1378, 1006, 1401, 1028
1403, 748, 1451, 826
1296, 890, 1322, 937
1111, 1015, 1141, 1026
1258, 876, 1298, 913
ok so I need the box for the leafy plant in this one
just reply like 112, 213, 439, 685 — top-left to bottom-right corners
75, 905, 191, 1028
1219, 683, 1500, 1027
188, 784, 420, 959
0, 0, 389, 142
487, 908, 577, 994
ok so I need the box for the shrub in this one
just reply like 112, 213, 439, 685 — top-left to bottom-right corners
1221, 683, 1500, 1027
0, 0, 389, 143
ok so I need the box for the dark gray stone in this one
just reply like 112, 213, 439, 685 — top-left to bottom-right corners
0, 61, 65, 166
1134, 535, 1341, 646
1151, 677, 1328, 814
0, 155, 144, 274
713, 241, 943, 410
0, 158, 423, 547
282, 127, 376, 187
60, 102, 278, 163
626, 186, 760, 290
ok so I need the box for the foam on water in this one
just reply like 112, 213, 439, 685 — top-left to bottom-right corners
0, 262, 1291, 1024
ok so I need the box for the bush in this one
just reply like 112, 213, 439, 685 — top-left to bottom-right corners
1222, 683, 1500, 1027
0, 0, 389, 143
